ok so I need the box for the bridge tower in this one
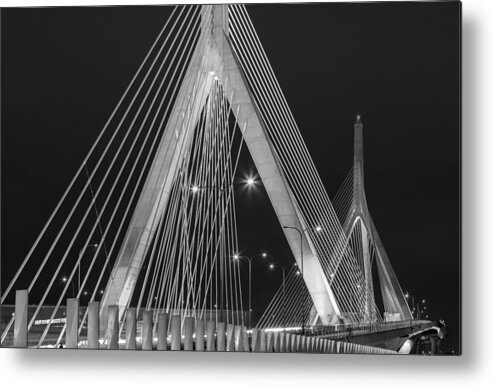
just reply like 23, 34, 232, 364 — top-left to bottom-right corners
342, 116, 412, 321
100, 4, 342, 327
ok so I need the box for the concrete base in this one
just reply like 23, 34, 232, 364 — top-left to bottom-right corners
142, 310, 153, 350
87, 301, 100, 349
125, 307, 136, 350
66, 298, 79, 349
13, 290, 28, 348
157, 312, 168, 350
106, 305, 119, 349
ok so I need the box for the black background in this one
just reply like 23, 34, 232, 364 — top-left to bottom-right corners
1, 2, 460, 353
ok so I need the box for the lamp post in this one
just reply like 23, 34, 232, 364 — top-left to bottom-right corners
269, 263, 290, 330
61, 276, 75, 298
191, 176, 257, 194
233, 252, 268, 329
78, 244, 98, 295
192, 177, 257, 322
282, 225, 322, 334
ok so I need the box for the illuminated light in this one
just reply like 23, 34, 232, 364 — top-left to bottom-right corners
330, 273, 335, 278
83, 291, 88, 296
62, 277, 67, 282
315, 226, 322, 232
262, 252, 267, 258
246, 177, 255, 186
191, 185, 199, 193
422, 299, 426, 303
296, 271, 301, 275
233, 254, 239, 260
269, 264, 274, 269
100, 290, 104, 294
405, 293, 409, 298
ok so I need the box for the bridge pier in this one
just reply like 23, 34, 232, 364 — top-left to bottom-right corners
87, 301, 100, 349
142, 311, 153, 350
106, 305, 119, 349
13, 289, 28, 348
66, 298, 79, 349
125, 307, 136, 350
157, 312, 168, 350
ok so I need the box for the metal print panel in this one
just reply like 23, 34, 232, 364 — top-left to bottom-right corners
0, 2, 461, 355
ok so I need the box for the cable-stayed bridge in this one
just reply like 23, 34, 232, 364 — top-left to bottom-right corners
0, 4, 444, 354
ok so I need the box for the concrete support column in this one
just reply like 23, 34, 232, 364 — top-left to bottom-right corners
183, 317, 194, 351
251, 328, 260, 352
242, 327, 249, 352
273, 332, 280, 352
285, 333, 291, 352
170, 315, 182, 350
106, 305, 119, 349
142, 310, 153, 350
125, 307, 136, 350
13, 289, 28, 348
259, 330, 266, 352
216, 322, 226, 351
87, 301, 100, 349
195, 318, 205, 351
301, 336, 307, 352
206, 320, 216, 351
279, 332, 286, 352
226, 324, 235, 351
430, 335, 441, 355
157, 312, 169, 350
234, 325, 244, 351
66, 298, 79, 349
291, 334, 298, 352
267, 332, 275, 352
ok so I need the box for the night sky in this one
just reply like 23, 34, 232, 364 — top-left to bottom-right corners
1, 2, 460, 352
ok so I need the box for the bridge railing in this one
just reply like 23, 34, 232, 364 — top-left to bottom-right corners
305, 319, 418, 340
1, 290, 398, 354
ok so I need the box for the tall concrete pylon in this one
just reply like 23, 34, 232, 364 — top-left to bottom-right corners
342, 116, 412, 321
100, 5, 342, 327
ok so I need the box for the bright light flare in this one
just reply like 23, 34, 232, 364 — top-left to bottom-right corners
191, 185, 199, 193
246, 177, 255, 186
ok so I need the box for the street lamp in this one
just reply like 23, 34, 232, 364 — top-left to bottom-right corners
61, 276, 75, 298
233, 252, 268, 329
78, 243, 98, 294
191, 177, 258, 194
282, 225, 322, 334
269, 263, 289, 330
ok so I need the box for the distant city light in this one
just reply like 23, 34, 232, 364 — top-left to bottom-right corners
62, 277, 67, 282
262, 252, 267, 258
269, 264, 274, 269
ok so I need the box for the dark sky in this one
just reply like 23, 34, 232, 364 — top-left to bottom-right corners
1, 2, 460, 352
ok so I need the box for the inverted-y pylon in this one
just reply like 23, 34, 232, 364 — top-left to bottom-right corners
100, 5, 342, 326
341, 116, 412, 321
